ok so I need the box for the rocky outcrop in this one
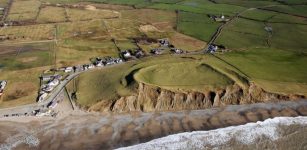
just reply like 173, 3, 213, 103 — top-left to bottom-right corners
89, 83, 305, 113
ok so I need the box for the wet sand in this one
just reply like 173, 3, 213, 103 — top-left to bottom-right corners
0, 100, 306, 150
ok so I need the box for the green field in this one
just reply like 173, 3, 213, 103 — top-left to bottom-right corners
219, 48, 307, 95
73, 62, 136, 107
0, 42, 54, 71
177, 12, 221, 41
57, 39, 118, 66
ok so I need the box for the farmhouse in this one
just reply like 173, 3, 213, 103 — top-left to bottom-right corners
171, 48, 184, 54
38, 93, 48, 103
93, 57, 104, 67
209, 14, 230, 22
122, 50, 132, 59
83, 64, 95, 70
48, 79, 60, 87
207, 44, 218, 53
150, 48, 163, 55
42, 85, 54, 92
135, 49, 145, 58
64, 67, 73, 73
158, 39, 170, 47
104, 57, 123, 65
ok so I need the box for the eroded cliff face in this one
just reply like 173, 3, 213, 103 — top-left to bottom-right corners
89, 83, 305, 112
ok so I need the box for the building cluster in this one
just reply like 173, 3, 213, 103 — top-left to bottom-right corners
121, 49, 145, 59
37, 56, 123, 105
38, 74, 62, 102
150, 48, 164, 55
92, 56, 124, 67
150, 39, 185, 55
207, 44, 226, 53
0, 80, 7, 96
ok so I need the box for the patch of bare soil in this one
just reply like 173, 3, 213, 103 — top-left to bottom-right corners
152, 22, 174, 31
85, 5, 96, 11
19, 57, 38, 63
81, 3, 134, 10
139, 24, 160, 33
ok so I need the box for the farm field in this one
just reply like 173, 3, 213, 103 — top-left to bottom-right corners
0, 24, 55, 41
66, 8, 120, 21
218, 48, 307, 95
36, 6, 66, 23
56, 20, 109, 39
7, 0, 41, 21
56, 38, 118, 66
177, 11, 221, 42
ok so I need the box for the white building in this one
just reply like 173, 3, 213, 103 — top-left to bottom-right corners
42, 85, 54, 92
48, 79, 59, 87
64, 67, 73, 73
38, 93, 48, 103
0, 80, 7, 90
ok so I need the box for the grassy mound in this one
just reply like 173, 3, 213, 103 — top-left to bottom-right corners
134, 62, 233, 92
72, 62, 136, 107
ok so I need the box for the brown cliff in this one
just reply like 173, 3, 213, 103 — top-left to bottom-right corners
88, 82, 305, 112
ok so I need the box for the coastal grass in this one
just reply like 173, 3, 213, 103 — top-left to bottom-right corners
74, 62, 136, 107
218, 48, 307, 95
70, 55, 246, 107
